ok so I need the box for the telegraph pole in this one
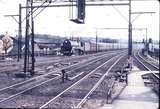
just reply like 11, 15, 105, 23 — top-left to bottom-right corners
131, 10, 155, 57
4, 6, 22, 62
31, 0, 35, 75
18, 4, 22, 61
24, 0, 30, 74
145, 28, 147, 46
96, 30, 98, 52
145, 28, 148, 54
128, 0, 132, 58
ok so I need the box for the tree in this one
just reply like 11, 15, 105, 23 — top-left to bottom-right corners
2, 32, 13, 54
0, 40, 3, 53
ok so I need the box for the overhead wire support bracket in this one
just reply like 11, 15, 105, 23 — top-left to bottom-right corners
4, 15, 19, 24
131, 11, 156, 23
4, 12, 22, 62
22, 0, 49, 22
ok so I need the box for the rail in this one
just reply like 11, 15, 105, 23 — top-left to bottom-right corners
137, 50, 159, 70
75, 55, 124, 108
39, 54, 122, 109
134, 51, 159, 78
0, 52, 113, 92
152, 73, 159, 80
135, 50, 159, 94
0, 52, 119, 105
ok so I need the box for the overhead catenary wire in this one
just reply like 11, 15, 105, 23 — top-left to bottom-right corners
33, 0, 56, 19
22, 0, 49, 22
112, 5, 129, 22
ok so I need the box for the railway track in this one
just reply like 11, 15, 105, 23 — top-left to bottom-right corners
40, 54, 125, 109
0, 51, 121, 102
0, 51, 120, 72
0, 54, 97, 89
134, 50, 159, 71
140, 51, 159, 69
78, 55, 128, 109
133, 50, 159, 92
0, 54, 88, 71
0, 51, 123, 89
0, 51, 126, 108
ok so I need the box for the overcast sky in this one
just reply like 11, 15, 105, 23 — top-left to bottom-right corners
0, 0, 159, 41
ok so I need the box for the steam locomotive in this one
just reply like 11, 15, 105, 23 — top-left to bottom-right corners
60, 39, 127, 56
60, 39, 72, 56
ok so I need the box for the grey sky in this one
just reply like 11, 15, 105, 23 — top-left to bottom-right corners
0, 0, 159, 41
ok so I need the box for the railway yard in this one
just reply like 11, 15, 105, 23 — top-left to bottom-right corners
0, 1, 159, 108
0, 49, 159, 108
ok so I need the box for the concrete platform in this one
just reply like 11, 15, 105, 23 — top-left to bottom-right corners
99, 66, 159, 109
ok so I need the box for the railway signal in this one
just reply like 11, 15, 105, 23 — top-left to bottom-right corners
77, 0, 85, 22
70, 0, 86, 24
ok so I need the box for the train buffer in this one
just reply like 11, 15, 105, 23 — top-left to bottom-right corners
98, 66, 159, 109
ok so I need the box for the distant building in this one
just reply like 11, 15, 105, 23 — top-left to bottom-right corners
8, 34, 64, 55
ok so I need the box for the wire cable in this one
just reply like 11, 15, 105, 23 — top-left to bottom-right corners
33, 0, 56, 19
112, 5, 128, 22
22, 0, 48, 23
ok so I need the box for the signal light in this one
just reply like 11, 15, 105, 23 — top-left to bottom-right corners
70, 0, 85, 24
77, 0, 85, 21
